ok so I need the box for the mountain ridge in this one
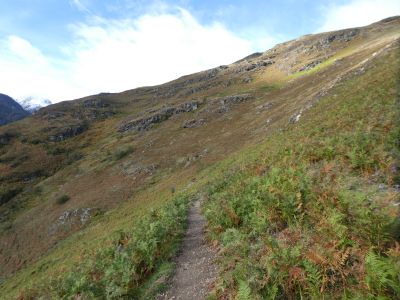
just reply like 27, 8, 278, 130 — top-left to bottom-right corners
0, 93, 29, 126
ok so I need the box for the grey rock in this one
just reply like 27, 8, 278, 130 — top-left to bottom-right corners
236, 59, 274, 73
122, 163, 158, 178
48, 123, 88, 142
48, 207, 93, 235
325, 29, 359, 43
256, 102, 273, 110
118, 101, 201, 132
289, 112, 302, 123
242, 77, 252, 83
183, 119, 206, 128
298, 60, 322, 72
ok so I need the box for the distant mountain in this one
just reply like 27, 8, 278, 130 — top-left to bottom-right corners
17, 97, 52, 113
0, 93, 29, 126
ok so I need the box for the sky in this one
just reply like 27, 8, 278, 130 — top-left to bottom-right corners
0, 0, 399, 103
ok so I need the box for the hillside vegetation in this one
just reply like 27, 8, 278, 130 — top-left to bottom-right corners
0, 17, 399, 299
204, 47, 400, 299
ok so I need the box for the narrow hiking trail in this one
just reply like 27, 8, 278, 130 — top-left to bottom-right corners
157, 200, 218, 300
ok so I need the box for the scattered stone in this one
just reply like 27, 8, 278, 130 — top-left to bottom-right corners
122, 163, 158, 178
378, 183, 387, 191
48, 207, 93, 235
256, 102, 273, 110
242, 77, 252, 83
219, 94, 253, 105
289, 112, 302, 123
183, 119, 206, 128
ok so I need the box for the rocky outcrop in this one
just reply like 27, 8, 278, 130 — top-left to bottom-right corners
298, 60, 322, 72
324, 29, 359, 44
48, 123, 88, 142
118, 101, 201, 132
219, 94, 253, 105
236, 60, 275, 73
201, 94, 254, 115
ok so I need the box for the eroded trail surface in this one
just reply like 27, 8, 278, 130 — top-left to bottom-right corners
157, 200, 218, 300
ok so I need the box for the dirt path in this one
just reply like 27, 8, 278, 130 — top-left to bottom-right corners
157, 199, 218, 300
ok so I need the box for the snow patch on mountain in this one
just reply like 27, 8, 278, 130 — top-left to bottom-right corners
17, 97, 52, 113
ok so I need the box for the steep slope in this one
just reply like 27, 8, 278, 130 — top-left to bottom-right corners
204, 45, 400, 299
0, 17, 399, 299
0, 94, 29, 126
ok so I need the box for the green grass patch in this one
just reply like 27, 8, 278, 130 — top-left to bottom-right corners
258, 84, 280, 93
289, 46, 358, 79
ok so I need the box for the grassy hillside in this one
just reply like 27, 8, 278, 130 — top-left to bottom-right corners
204, 44, 400, 299
0, 17, 399, 299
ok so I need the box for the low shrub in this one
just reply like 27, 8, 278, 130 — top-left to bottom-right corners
114, 146, 134, 160
56, 194, 70, 205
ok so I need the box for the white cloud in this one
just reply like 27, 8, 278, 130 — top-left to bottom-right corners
70, 0, 91, 13
318, 0, 400, 32
0, 36, 73, 102
0, 8, 259, 103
